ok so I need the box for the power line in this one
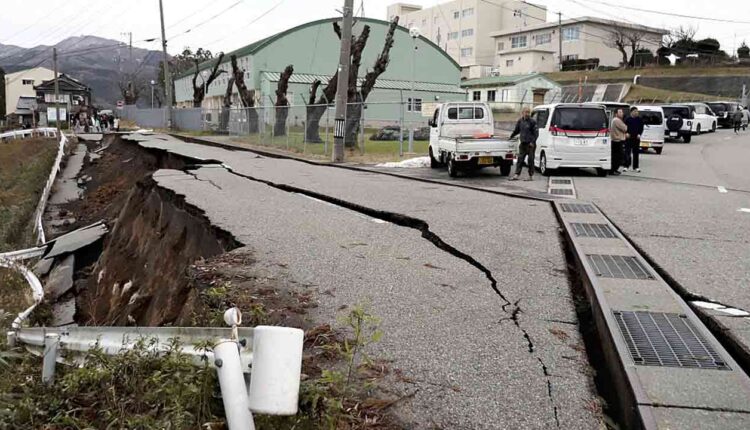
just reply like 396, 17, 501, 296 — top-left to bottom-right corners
201, 0, 287, 49
574, 0, 750, 25
170, 0, 245, 42
0, 2, 69, 45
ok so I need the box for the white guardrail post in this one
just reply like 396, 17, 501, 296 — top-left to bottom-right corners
7, 307, 304, 429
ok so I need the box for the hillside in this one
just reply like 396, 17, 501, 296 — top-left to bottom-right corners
545, 65, 750, 84
0, 36, 164, 107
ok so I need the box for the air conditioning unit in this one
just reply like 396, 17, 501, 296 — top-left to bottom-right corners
490, 68, 500, 77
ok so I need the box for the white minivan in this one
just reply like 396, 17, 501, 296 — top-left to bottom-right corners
531, 103, 611, 177
634, 105, 665, 155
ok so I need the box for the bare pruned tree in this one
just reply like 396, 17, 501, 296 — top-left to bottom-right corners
606, 26, 647, 67
118, 77, 144, 105
230, 54, 259, 133
191, 52, 226, 107
274, 65, 294, 136
219, 75, 235, 133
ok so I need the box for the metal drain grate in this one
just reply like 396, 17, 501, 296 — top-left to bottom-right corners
613, 311, 729, 370
550, 188, 574, 195
571, 223, 617, 238
551, 179, 572, 185
586, 254, 654, 279
560, 203, 597, 214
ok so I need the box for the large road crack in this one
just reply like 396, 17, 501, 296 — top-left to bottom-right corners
200, 164, 561, 427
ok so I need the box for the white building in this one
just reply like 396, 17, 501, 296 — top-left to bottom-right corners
3, 67, 56, 124
387, 1, 546, 78
461, 73, 560, 112
490, 17, 668, 75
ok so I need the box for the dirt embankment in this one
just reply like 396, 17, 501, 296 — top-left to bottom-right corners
63, 135, 239, 326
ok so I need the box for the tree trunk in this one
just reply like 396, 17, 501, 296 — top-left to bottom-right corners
305, 105, 327, 142
230, 54, 258, 133
274, 65, 293, 136
344, 93, 362, 147
219, 76, 235, 133
192, 53, 226, 108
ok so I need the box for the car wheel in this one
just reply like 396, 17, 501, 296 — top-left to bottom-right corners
596, 168, 608, 177
499, 160, 512, 176
683, 133, 691, 143
447, 155, 458, 177
696, 124, 701, 134
655, 147, 663, 155
429, 147, 440, 169
540, 152, 552, 177
711, 122, 717, 132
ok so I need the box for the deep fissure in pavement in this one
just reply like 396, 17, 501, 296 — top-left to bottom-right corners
213, 164, 565, 427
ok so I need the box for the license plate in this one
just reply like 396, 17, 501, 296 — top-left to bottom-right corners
573, 139, 591, 146
478, 156, 494, 165
669, 132, 678, 137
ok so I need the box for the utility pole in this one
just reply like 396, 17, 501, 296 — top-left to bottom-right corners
53, 48, 60, 134
557, 12, 563, 71
332, 0, 353, 163
159, 0, 172, 129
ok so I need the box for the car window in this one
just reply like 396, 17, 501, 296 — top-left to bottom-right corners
432, 108, 440, 125
533, 109, 549, 127
474, 107, 484, 119
708, 103, 726, 113
551, 107, 607, 131
640, 111, 663, 125
447, 107, 457, 120
663, 107, 690, 119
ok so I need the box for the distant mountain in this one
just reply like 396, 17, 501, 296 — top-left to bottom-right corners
0, 36, 165, 107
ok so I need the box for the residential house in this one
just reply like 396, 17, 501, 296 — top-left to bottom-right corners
3, 67, 55, 125
490, 17, 668, 75
386, 1, 546, 79
34, 74, 92, 126
461, 73, 560, 112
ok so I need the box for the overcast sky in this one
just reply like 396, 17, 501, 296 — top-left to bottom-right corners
1, 0, 749, 56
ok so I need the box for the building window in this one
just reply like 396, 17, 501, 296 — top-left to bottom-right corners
460, 47, 473, 57
462, 8, 474, 17
563, 26, 581, 41
22, 79, 34, 85
487, 90, 496, 102
461, 28, 474, 37
472, 91, 481, 101
448, 31, 459, 41
534, 33, 552, 45
407, 97, 423, 112
562, 54, 579, 61
506, 59, 514, 67
511, 35, 527, 49
453, 11, 459, 19
501, 89, 512, 102
497, 42, 505, 52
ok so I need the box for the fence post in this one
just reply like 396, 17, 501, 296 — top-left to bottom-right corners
324, 100, 331, 156
360, 101, 365, 156
399, 90, 404, 157
42, 333, 59, 385
215, 340, 255, 430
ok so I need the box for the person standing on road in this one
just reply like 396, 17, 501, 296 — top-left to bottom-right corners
509, 107, 538, 181
733, 109, 743, 133
624, 107, 644, 173
610, 109, 627, 175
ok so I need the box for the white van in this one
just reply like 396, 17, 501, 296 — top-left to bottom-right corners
635, 105, 665, 155
532, 103, 611, 177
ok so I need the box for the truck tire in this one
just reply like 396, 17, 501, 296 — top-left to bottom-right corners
597, 168, 608, 177
655, 147, 663, 155
499, 160, 512, 176
683, 133, 691, 143
447, 155, 458, 177
429, 147, 440, 168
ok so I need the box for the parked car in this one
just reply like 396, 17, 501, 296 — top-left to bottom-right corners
661, 105, 693, 143
707, 102, 742, 128
635, 105, 665, 154
428, 102, 516, 177
532, 103, 611, 177
684, 103, 717, 134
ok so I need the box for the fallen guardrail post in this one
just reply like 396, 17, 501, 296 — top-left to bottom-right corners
9, 307, 304, 430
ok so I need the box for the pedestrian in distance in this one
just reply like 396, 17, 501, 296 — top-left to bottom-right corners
733, 109, 743, 134
610, 108, 628, 176
624, 107, 644, 173
509, 107, 538, 181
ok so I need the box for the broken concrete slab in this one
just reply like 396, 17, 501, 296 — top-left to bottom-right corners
45, 254, 75, 300
52, 297, 76, 326
43, 221, 108, 260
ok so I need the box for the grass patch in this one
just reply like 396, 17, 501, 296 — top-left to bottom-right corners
624, 85, 716, 103
545, 65, 750, 84
0, 137, 58, 252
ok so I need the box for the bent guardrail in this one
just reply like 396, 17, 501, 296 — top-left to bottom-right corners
6, 308, 304, 430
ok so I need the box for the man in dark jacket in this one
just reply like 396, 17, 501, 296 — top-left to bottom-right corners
624, 107, 644, 173
509, 107, 538, 181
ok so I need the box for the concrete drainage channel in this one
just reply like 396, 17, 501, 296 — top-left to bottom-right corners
174, 135, 750, 428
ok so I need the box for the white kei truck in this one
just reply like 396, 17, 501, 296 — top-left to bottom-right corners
427, 102, 516, 178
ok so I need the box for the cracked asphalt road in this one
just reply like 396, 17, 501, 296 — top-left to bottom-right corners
126, 133, 602, 429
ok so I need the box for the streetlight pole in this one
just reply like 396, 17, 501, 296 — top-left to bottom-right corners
408, 27, 420, 153
150, 80, 155, 109
332, 0, 354, 163
158, 0, 172, 129
202, 70, 208, 107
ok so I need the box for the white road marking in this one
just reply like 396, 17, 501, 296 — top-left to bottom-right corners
717, 186, 728, 193
692, 301, 725, 310
738, 208, 750, 213
718, 308, 750, 317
